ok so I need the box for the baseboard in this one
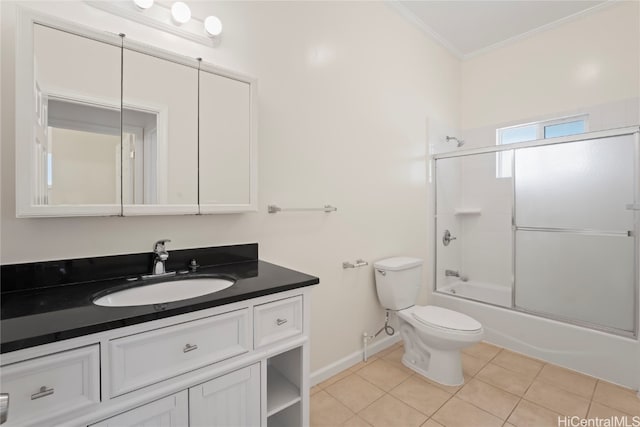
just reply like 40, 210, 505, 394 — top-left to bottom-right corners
310, 333, 401, 386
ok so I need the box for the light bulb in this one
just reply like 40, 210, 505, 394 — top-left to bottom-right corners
171, 2, 191, 25
204, 16, 222, 37
133, 0, 154, 10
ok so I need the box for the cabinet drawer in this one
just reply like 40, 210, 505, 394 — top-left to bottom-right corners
109, 308, 250, 396
0, 345, 100, 427
254, 296, 303, 348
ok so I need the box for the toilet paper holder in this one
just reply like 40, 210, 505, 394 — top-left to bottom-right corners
343, 259, 368, 269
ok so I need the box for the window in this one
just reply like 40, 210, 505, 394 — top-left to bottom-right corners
496, 115, 588, 178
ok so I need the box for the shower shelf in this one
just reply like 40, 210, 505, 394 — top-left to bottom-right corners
454, 208, 482, 216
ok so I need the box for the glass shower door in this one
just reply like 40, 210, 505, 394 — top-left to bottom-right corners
435, 152, 513, 307
513, 134, 637, 332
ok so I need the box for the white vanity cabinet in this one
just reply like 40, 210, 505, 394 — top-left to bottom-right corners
0, 288, 311, 427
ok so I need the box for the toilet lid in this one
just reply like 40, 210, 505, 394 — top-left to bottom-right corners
412, 306, 482, 332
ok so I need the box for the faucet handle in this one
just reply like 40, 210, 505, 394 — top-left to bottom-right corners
153, 239, 171, 252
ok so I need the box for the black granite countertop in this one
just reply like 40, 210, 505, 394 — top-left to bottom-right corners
1, 245, 319, 353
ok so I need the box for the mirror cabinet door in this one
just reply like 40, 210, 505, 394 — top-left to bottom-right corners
121, 47, 199, 215
25, 24, 122, 215
199, 69, 256, 213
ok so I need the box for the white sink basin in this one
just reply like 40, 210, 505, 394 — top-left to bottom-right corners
94, 277, 235, 307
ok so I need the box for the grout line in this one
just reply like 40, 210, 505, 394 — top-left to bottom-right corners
503, 396, 522, 425
519, 360, 545, 397
591, 380, 599, 401
585, 398, 593, 418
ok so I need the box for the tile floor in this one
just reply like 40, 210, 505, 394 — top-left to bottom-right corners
310, 342, 640, 427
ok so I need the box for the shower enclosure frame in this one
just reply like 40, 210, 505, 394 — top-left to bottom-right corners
431, 126, 640, 338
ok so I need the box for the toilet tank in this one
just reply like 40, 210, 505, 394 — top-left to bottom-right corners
373, 257, 423, 310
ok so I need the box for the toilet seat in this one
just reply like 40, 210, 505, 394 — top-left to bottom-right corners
411, 305, 482, 334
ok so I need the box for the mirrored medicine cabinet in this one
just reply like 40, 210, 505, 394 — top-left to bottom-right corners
15, 9, 257, 217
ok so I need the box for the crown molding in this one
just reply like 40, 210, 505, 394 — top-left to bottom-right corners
387, 0, 619, 61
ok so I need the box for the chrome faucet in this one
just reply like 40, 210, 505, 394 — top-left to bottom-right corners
152, 239, 171, 275
445, 269, 468, 282
445, 269, 460, 277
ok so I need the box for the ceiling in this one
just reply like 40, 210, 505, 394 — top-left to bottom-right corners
394, 0, 608, 59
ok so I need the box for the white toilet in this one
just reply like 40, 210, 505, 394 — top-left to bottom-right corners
374, 257, 483, 386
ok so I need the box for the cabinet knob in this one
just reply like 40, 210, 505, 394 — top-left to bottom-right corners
276, 318, 288, 326
183, 343, 199, 353
30, 386, 54, 400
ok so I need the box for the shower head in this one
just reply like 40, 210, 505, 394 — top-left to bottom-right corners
446, 135, 464, 147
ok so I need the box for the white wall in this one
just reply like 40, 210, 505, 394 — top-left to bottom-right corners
461, 1, 640, 132
0, 1, 460, 372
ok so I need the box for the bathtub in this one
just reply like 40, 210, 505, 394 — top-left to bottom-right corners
431, 288, 640, 391
438, 281, 511, 308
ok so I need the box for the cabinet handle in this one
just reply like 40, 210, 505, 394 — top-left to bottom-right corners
30, 386, 54, 400
276, 318, 288, 326
183, 343, 199, 353
0, 393, 8, 424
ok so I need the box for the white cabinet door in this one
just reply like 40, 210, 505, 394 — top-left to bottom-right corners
90, 391, 188, 427
189, 363, 261, 427
198, 67, 257, 214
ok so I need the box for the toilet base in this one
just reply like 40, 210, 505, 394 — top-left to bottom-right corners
397, 308, 482, 387
401, 350, 464, 386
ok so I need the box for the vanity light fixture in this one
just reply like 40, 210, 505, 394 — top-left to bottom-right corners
204, 16, 222, 37
86, 1, 219, 46
133, 0, 154, 10
171, 1, 191, 25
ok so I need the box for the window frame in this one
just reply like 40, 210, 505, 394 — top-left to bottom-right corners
496, 114, 589, 178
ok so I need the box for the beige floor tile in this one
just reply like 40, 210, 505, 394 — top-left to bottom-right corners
432, 396, 503, 427
382, 347, 405, 365
492, 350, 544, 379
421, 419, 444, 427
310, 390, 354, 426
524, 379, 590, 417
349, 356, 379, 373
388, 359, 419, 376
380, 346, 413, 375
359, 394, 428, 427
457, 378, 520, 420
325, 374, 385, 413
592, 381, 640, 416
311, 385, 322, 395
418, 372, 472, 394
318, 369, 353, 389
507, 400, 562, 427
343, 415, 373, 427
389, 376, 451, 416
376, 344, 400, 359
588, 401, 634, 418
356, 359, 412, 392
476, 363, 535, 396
461, 353, 487, 376
462, 342, 502, 363
537, 364, 597, 399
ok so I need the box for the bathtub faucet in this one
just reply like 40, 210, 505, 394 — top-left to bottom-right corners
445, 269, 469, 281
